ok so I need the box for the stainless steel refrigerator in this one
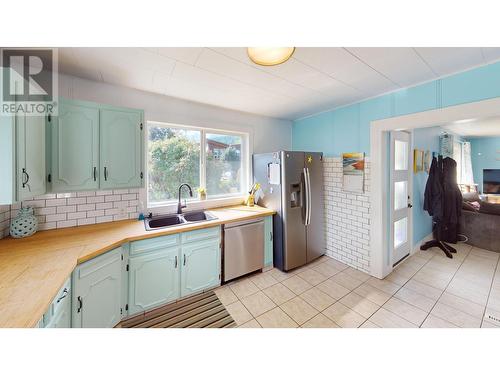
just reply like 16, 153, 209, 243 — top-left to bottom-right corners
253, 151, 324, 271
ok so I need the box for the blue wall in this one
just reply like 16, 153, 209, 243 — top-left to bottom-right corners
469, 137, 500, 193
412, 127, 443, 245
292, 61, 500, 157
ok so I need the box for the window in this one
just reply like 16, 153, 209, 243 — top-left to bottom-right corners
147, 122, 248, 206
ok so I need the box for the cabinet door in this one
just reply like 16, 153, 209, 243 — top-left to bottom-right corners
128, 247, 180, 315
264, 215, 274, 268
17, 114, 46, 200
181, 239, 221, 297
72, 247, 122, 328
45, 296, 71, 328
100, 108, 143, 189
51, 101, 99, 192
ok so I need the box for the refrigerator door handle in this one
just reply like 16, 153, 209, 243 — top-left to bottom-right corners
303, 167, 310, 226
306, 167, 312, 225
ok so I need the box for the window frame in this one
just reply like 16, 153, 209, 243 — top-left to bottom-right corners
145, 121, 250, 210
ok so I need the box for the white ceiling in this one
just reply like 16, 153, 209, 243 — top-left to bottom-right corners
443, 117, 500, 138
58, 47, 500, 121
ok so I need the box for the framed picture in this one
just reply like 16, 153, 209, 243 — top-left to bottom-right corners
342, 152, 365, 193
413, 149, 424, 173
424, 150, 431, 173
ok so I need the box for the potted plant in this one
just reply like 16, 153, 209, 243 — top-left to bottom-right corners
197, 187, 207, 200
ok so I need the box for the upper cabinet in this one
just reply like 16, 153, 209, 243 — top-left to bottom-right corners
47, 99, 144, 192
0, 112, 46, 204
50, 100, 99, 192
100, 108, 143, 189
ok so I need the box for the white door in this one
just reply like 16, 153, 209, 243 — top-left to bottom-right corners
390, 131, 412, 265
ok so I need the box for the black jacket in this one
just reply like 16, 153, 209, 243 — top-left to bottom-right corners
423, 156, 462, 243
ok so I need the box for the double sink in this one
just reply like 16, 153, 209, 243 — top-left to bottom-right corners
144, 210, 218, 231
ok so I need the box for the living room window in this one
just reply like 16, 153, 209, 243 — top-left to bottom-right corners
147, 122, 248, 207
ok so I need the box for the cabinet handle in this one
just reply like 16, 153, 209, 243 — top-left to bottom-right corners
174, 255, 178, 268
77, 296, 83, 313
270, 231, 273, 242
93, 167, 97, 181
183, 254, 186, 266
22, 168, 30, 188
56, 288, 69, 303
104, 167, 108, 181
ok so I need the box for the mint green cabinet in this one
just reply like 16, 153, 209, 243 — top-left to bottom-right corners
46, 98, 143, 192
100, 108, 143, 189
50, 101, 99, 192
18, 114, 46, 200
264, 215, 274, 267
0, 111, 47, 204
72, 247, 123, 328
128, 245, 180, 315
180, 229, 221, 296
44, 278, 71, 328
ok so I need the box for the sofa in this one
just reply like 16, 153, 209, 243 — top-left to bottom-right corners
459, 192, 500, 252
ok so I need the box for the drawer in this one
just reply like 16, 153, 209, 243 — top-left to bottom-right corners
181, 226, 220, 244
130, 234, 180, 256
43, 277, 71, 326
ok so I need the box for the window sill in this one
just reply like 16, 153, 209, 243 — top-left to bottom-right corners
146, 195, 246, 215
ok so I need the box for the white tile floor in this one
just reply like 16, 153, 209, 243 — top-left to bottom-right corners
217, 242, 500, 328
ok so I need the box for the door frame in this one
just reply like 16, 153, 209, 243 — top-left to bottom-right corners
370, 96, 500, 279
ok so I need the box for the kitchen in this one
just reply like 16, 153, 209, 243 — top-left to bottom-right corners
2, 7, 500, 371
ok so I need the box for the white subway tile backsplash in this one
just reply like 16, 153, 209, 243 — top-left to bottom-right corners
96, 202, 113, 210
67, 197, 87, 205
105, 195, 121, 202
46, 213, 67, 222
56, 205, 77, 214
67, 212, 87, 220
86, 196, 104, 204
78, 217, 96, 226
46, 198, 67, 207
86, 210, 105, 218
323, 157, 371, 274
0, 188, 142, 236
57, 220, 77, 228
77, 204, 95, 212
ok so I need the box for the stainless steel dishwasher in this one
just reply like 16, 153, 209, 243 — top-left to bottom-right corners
223, 218, 265, 282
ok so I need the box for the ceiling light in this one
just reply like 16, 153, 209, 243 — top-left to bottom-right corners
247, 47, 295, 66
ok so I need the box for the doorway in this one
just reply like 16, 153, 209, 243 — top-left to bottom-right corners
389, 131, 413, 266
370, 97, 500, 279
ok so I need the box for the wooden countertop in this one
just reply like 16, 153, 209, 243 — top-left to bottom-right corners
0, 205, 274, 328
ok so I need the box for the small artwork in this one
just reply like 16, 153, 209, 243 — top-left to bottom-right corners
414, 149, 424, 173
424, 150, 431, 173
342, 152, 365, 193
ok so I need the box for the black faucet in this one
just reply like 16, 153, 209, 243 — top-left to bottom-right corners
177, 183, 193, 214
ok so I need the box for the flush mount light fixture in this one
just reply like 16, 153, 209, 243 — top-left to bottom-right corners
247, 47, 295, 66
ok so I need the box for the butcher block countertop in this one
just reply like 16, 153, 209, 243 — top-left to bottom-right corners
0, 205, 274, 328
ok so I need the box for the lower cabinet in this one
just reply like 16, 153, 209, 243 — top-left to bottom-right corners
128, 246, 180, 315
72, 247, 123, 328
264, 215, 274, 268
128, 226, 221, 316
181, 239, 221, 296
41, 277, 71, 328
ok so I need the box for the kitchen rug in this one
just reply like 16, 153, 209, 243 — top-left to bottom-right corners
121, 290, 236, 328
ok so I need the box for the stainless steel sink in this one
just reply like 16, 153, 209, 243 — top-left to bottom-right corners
144, 211, 217, 230
182, 210, 217, 223
144, 214, 186, 230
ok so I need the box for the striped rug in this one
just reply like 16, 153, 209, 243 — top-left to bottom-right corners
122, 290, 236, 328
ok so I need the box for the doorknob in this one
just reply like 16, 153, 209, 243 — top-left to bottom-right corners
408, 203, 413, 208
